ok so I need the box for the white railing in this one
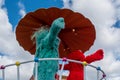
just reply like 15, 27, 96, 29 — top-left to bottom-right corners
0, 58, 106, 80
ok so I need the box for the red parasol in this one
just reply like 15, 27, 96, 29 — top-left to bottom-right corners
16, 7, 96, 57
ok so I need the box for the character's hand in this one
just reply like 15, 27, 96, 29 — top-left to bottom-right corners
48, 17, 65, 39
45, 17, 65, 44
85, 49, 104, 64
52, 17, 65, 29
95, 49, 104, 57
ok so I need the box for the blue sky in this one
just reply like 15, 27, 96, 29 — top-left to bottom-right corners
3, 0, 120, 29
114, 20, 120, 28
4, 0, 63, 29
0, 0, 120, 80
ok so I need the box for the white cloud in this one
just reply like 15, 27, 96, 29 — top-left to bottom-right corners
0, 0, 120, 80
0, 0, 4, 7
62, 0, 71, 8
93, 26, 120, 51
18, 1, 26, 18
0, 0, 33, 79
113, 0, 120, 19
0, 56, 34, 80
63, 0, 120, 80
0, 4, 14, 55
0, 5, 32, 59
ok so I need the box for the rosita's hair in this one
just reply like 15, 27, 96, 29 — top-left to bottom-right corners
31, 25, 49, 42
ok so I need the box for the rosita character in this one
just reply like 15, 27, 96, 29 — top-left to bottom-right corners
30, 17, 65, 80
63, 49, 104, 80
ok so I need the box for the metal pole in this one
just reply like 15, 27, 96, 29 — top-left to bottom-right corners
0, 58, 106, 80
97, 70, 100, 80
35, 62, 38, 80
82, 61, 87, 80
59, 61, 65, 80
17, 66, 20, 80
2, 69, 5, 80
84, 66, 86, 80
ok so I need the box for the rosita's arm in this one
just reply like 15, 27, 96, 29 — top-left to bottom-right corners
45, 17, 65, 45
85, 49, 104, 64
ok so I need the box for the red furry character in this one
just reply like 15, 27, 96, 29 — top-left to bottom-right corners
63, 49, 104, 80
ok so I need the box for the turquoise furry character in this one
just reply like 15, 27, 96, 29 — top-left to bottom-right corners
33, 17, 65, 80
